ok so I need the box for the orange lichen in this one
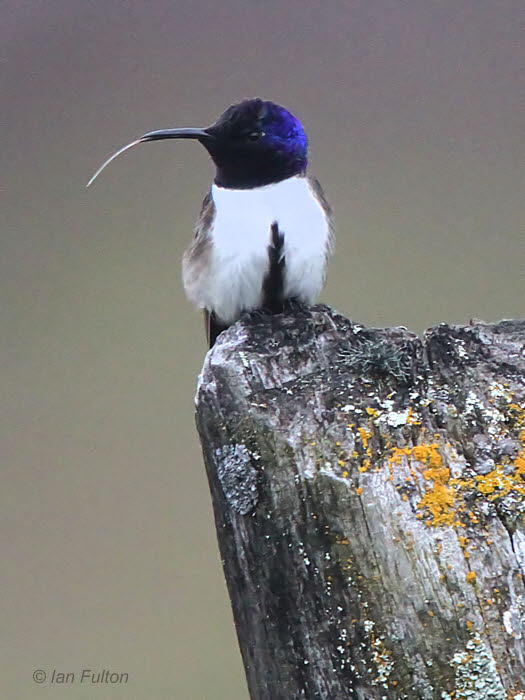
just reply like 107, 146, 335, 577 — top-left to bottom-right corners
515, 429, 525, 477
358, 427, 372, 450
391, 444, 457, 526
389, 426, 525, 525
406, 408, 422, 425
390, 443, 442, 468
509, 403, 525, 427
343, 394, 525, 526
358, 458, 371, 473
516, 450, 525, 476
475, 465, 525, 500
335, 535, 349, 545
355, 487, 363, 495
466, 571, 476, 584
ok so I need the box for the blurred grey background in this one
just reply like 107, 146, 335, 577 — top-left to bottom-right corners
2, 1, 524, 698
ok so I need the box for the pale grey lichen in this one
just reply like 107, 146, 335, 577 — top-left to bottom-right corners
384, 408, 411, 428
216, 444, 259, 515
450, 635, 505, 699
501, 585, 524, 641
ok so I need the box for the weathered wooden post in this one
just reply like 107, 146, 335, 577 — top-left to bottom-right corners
195, 305, 525, 699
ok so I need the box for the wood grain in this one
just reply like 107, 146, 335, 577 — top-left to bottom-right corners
195, 306, 525, 699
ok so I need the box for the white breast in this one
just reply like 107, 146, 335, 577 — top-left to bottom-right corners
193, 176, 331, 325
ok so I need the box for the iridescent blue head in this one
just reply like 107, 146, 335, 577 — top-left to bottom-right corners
87, 98, 308, 189
204, 98, 308, 188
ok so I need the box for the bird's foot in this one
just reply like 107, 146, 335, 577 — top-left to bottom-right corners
282, 297, 309, 314
240, 298, 308, 327
240, 307, 272, 324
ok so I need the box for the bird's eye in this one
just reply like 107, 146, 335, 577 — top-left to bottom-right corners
248, 131, 264, 141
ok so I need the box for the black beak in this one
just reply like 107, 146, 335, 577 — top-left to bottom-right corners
87, 127, 211, 187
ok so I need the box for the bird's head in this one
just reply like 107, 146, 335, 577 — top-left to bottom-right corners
87, 98, 308, 189
203, 98, 308, 188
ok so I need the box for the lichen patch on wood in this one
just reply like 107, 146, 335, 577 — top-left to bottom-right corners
195, 307, 525, 698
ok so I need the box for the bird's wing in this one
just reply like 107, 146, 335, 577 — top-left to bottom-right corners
194, 189, 216, 242
182, 189, 215, 304
306, 175, 335, 262
183, 190, 223, 347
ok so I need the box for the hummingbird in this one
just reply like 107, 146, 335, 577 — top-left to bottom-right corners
88, 98, 334, 347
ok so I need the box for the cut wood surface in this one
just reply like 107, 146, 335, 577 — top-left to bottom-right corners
195, 305, 525, 700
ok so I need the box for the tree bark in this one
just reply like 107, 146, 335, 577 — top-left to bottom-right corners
195, 305, 525, 700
